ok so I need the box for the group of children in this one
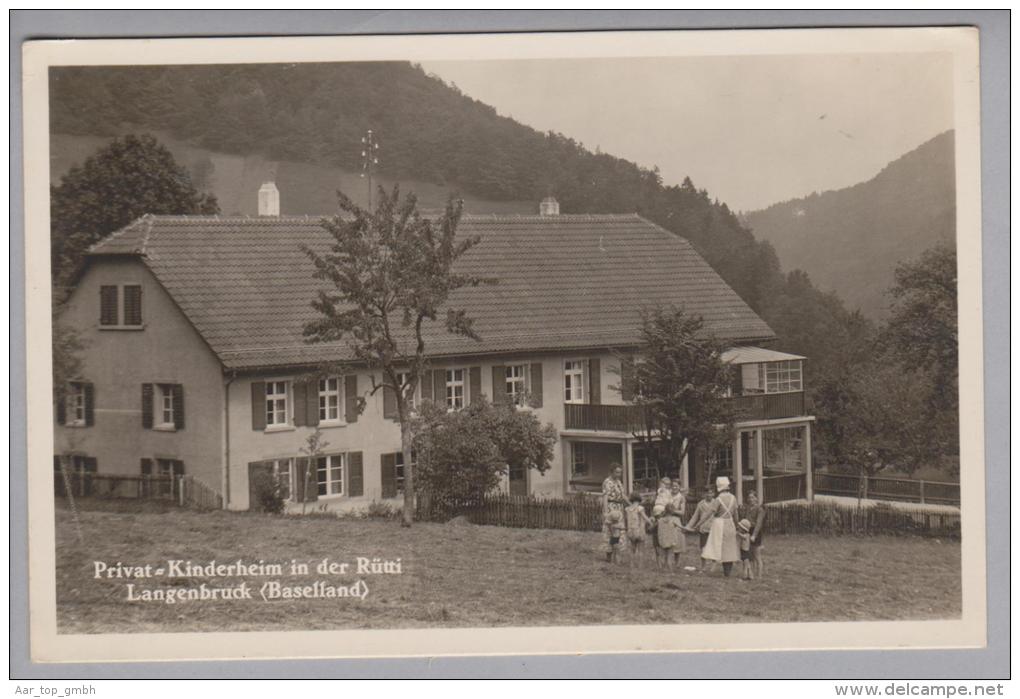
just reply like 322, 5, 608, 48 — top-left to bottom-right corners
604, 476, 766, 580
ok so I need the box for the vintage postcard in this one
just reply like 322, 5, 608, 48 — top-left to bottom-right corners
22, 27, 984, 663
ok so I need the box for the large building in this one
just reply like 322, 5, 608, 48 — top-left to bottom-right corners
54, 192, 814, 511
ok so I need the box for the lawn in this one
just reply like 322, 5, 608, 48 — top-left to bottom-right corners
55, 499, 961, 634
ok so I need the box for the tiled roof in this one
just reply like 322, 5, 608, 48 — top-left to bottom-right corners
89, 213, 775, 371
722, 346, 805, 365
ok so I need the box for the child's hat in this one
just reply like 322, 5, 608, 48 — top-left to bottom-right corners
737, 518, 751, 531
715, 476, 731, 490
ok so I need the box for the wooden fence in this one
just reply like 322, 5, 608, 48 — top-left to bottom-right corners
55, 472, 222, 511
418, 493, 604, 532
814, 472, 960, 506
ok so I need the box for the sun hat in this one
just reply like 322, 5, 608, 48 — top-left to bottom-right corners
715, 476, 731, 491
737, 518, 751, 532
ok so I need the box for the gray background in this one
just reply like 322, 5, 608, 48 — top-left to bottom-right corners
9, 10, 1010, 679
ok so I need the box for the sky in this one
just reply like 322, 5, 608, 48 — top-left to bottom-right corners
421, 53, 953, 212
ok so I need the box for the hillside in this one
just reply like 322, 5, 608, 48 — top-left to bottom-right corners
743, 131, 955, 318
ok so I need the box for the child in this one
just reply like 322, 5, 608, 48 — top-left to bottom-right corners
651, 477, 672, 517
624, 493, 654, 569
656, 499, 686, 571
736, 518, 754, 580
684, 486, 716, 571
606, 509, 626, 564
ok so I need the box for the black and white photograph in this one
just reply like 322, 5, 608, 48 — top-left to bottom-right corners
21, 26, 986, 663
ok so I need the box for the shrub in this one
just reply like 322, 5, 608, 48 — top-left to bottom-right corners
250, 470, 285, 515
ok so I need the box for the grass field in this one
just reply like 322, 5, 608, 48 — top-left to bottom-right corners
55, 500, 961, 634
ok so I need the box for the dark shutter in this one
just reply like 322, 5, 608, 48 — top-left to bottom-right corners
380, 453, 397, 498
588, 358, 601, 405
530, 363, 543, 407
433, 370, 446, 408
491, 365, 506, 404
292, 380, 308, 427
172, 384, 184, 429
383, 384, 398, 419
251, 381, 266, 430
83, 456, 98, 473
469, 366, 482, 405
140, 458, 153, 475
56, 391, 66, 425
344, 374, 359, 423
247, 461, 273, 512
730, 364, 743, 396
420, 369, 433, 402
348, 451, 364, 497
100, 285, 118, 325
84, 383, 95, 426
172, 460, 185, 476
620, 356, 635, 402
123, 285, 142, 325
302, 458, 319, 502
293, 457, 307, 503
306, 379, 320, 427
141, 383, 153, 429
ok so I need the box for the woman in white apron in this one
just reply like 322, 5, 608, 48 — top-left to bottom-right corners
701, 476, 740, 576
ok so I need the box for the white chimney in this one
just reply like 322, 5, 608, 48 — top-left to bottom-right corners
258, 182, 280, 216
539, 196, 560, 216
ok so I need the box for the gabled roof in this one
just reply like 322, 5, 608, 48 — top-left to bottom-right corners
88, 213, 775, 371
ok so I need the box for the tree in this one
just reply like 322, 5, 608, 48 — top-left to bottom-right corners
303, 186, 491, 526
411, 396, 557, 506
50, 133, 219, 288
621, 306, 737, 486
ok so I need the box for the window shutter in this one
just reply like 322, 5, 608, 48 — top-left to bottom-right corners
621, 356, 636, 402
491, 365, 506, 404
730, 364, 743, 396
306, 379, 320, 427
100, 285, 118, 325
292, 380, 308, 427
141, 383, 153, 429
247, 461, 272, 512
84, 383, 95, 426
56, 391, 66, 425
588, 358, 601, 405
172, 460, 185, 477
344, 374, 359, 423
433, 370, 446, 408
348, 451, 364, 497
302, 458, 318, 502
123, 285, 142, 325
380, 453, 397, 498
83, 456, 98, 473
251, 381, 266, 430
383, 384, 398, 420
292, 457, 307, 503
469, 366, 482, 405
530, 363, 543, 407
171, 384, 184, 429
140, 458, 153, 475
420, 370, 433, 402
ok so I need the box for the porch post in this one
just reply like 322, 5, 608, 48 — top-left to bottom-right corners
733, 432, 743, 505
755, 428, 764, 502
624, 439, 633, 495
804, 422, 814, 501
680, 447, 690, 492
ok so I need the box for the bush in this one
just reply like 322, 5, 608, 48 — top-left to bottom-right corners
250, 470, 285, 515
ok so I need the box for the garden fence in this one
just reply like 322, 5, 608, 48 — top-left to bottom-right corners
814, 472, 960, 506
55, 471, 222, 511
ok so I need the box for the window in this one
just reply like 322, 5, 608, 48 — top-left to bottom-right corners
445, 368, 465, 411
763, 361, 803, 393
394, 451, 417, 495
157, 384, 175, 428
564, 360, 586, 404
318, 377, 342, 423
316, 454, 345, 497
764, 426, 806, 473
570, 442, 588, 477
265, 381, 289, 427
506, 365, 528, 405
99, 284, 143, 327
632, 444, 659, 487
67, 382, 87, 426
271, 458, 293, 501
396, 372, 416, 411
155, 458, 182, 478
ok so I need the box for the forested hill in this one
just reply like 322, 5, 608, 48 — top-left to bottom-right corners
743, 131, 956, 318
51, 62, 861, 372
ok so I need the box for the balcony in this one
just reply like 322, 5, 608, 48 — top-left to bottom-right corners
730, 391, 805, 421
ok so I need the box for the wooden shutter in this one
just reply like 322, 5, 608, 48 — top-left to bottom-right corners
292, 380, 308, 427
172, 384, 184, 429
491, 365, 506, 404
420, 369, 434, 402
251, 381, 266, 430
140, 457, 153, 475
56, 391, 66, 425
433, 370, 446, 408
83, 456, 98, 473
530, 363, 543, 407
380, 453, 397, 498
141, 383, 153, 429
348, 451, 364, 497
306, 379, 320, 426
99, 285, 118, 325
172, 460, 185, 476
84, 383, 95, 426
302, 457, 318, 502
344, 374, 359, 423
123, 285, 142, 325
383, 384, 398, 419
247, 461, 272, 512
469, 366, 482, 405
620, 356, 636, 402
588, 358, 601, 405
730, 364, 743, 396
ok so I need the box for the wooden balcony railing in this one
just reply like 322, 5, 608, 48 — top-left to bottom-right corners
730, 391, 806, 421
